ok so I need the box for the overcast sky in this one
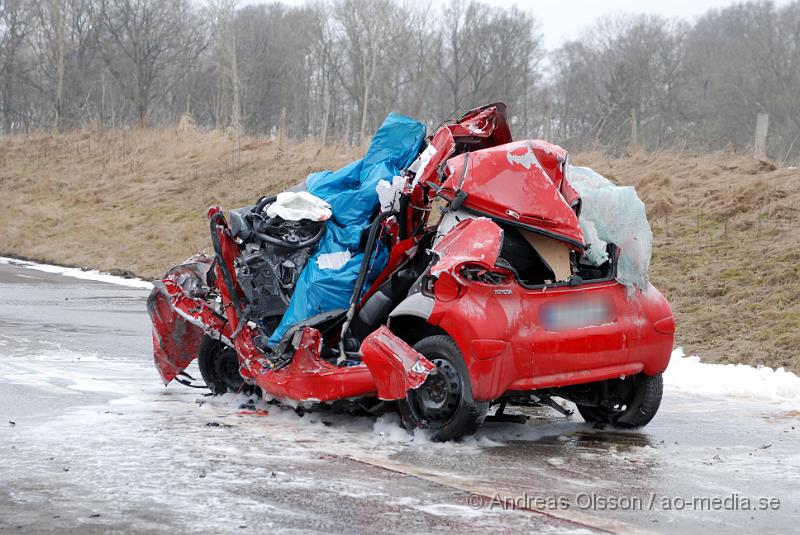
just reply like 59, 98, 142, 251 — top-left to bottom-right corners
248, 0, 792, 50
495, 0, 791, 49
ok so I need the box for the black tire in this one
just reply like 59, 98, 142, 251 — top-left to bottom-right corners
198, 335, 244, 395
576, 373, 663, 428
399, 335, 488, 441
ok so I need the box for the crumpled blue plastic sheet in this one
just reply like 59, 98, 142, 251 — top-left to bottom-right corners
268, 113, 425, 344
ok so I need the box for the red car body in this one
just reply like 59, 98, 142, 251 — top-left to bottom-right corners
147, 103, 674, 437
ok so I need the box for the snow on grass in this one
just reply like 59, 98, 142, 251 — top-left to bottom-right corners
664, 348, 800, 410
0, 256, 154, 289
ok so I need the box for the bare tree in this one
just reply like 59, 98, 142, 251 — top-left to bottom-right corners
683, 1, 800, 159
435, 0, 480, 114
98, 0, 205, 127
28, 0, 68, 130
0, 0, 797, 162
332, 0, 413, 143
206, 0, 241, 133
0, 0, 34, 133
550, 15, 687, 151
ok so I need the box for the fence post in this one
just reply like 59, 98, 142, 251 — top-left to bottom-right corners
629, 108, 638, 151
754, 112, 769, 160
543, 101, 552, 142
277, 108, 286, 146
343, 112, 352, 148
320, 93, 330, 148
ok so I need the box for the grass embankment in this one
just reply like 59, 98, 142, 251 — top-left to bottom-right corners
1, 126, 798, 371
0, 126, 356, 278
578, 151, 800, 371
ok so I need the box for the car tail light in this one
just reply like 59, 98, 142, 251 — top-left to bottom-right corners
654, 316, 675, 335
434, 272, 462, 302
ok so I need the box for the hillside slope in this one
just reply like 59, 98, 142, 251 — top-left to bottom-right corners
577, 151, 800, 371
0, 127, 356, 278
1, 127, 797, 371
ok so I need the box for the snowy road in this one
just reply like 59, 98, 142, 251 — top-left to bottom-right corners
0, 259, 798, 534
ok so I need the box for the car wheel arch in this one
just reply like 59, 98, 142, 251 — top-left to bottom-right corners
387, 314, 449, 348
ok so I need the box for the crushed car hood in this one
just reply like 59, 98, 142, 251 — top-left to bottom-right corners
440, 140, 585, 250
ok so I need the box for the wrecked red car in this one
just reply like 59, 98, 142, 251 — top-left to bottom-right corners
147, 103, 674, 440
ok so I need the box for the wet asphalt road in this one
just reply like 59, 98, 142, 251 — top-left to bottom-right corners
0, 260, 798, 534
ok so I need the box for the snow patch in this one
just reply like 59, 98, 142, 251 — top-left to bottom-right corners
0, 348, 152, 396
410, 143, 438, 187
506, 145, 538, 170
372, 413, 416, 442
0, 256, 153, 289
371, 414, 503, 448
414, 503, 487, 517
664, 348, 800, 409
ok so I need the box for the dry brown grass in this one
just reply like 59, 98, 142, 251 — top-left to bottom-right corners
1, 129, 798, 371
0, 126, 358, 279
574, 149, 800, 372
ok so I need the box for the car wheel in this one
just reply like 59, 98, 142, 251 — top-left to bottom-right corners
399, 335, 488, 441
198, 335, 244, 395
576, 373, 663, 428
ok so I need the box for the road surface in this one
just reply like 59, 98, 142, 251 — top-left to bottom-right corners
0, 259, 798, 534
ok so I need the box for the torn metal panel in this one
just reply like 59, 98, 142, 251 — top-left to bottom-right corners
430, 217, 504, 278
148, 283, 204, 385
146, 256, 215, 384
252, 327, 378, 402
446, 102, 513, 146
413, 127, 455, 188
359, 326, 436, 400
440, 140, 585, 250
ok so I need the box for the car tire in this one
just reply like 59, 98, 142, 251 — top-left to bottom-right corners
198, 335, 244, 395
399, 335, 488, 441
576, 373, 663, 428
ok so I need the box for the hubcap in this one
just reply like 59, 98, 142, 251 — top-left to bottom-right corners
410, 356, 462, 427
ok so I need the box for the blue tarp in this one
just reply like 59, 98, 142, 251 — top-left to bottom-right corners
268, 113, 425, 344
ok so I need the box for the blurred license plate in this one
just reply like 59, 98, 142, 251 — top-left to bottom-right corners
540, 298, 613, 331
